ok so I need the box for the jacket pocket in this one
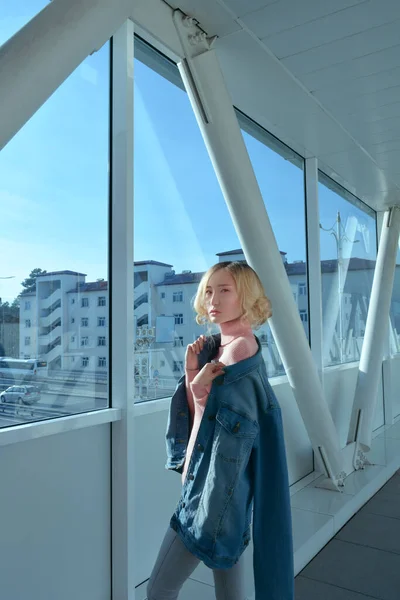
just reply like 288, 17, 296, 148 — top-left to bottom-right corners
213, 405, 258, 463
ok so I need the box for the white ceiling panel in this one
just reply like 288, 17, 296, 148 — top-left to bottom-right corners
368, 140, 400, 154
360, 188, 400, 208
360, 127, 400, 145
281, 19, 400, 77
299, 44, 400, 92
261, 0, 400, 58
346, 100, 400, 123
334, 115, 400, 139
312, 66, 400, 103
316, 148, 395, 193
166, 0, 241, 36
241, 0, 364, 41
221, 0, 278, 18
310, 84, 400, 114
216, 31, 378, 156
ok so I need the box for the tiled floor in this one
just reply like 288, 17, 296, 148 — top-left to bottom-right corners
295, 469, 400, 600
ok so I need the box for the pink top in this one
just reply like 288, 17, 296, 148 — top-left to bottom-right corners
182, 318, 258, 484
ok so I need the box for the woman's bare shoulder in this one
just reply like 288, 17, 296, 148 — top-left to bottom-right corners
228, 335, 257, 363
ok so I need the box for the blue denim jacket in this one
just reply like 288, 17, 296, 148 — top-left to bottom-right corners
165, 335, 294, 600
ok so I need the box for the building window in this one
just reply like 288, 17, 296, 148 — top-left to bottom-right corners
24, 301, 31, 310
98, 296, 106, 307
174, 336, 184, 347
71, 298, 75, 304
81, 336, 89, 347
300, 310, 308, 323
81, 356, 89, 367
25, 319, 31, 328
174, 313, 183, 325
81, 297, 89, 308
98, 336, 106, 346
98, 317, 106, 327
71, 318, 75, 324
81, 317, 89, 327
298, 283, 307, 296
71, 336, 75, 343
173, 360, 184, 373
24, 337, 31, 346
173, 291, 183, 303
98, 356, 107, 368
160, 292, 166, 299
160, 360, 165, 367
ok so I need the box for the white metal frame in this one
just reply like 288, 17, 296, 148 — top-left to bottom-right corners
305, 157, 324, 388
110, 20, 135, 600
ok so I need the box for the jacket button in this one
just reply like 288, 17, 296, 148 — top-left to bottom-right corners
197, 444, 204, 452
208, 415, 215, 421
188, 473, 194, 480
181, 502, 186, 508
244, 539, 249, 546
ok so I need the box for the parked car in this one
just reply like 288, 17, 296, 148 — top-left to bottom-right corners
0, 385, 41, 405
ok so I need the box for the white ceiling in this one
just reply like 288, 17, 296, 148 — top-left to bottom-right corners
164, 0, 400, 211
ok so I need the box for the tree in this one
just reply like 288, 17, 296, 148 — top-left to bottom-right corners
21, 268, 47, 294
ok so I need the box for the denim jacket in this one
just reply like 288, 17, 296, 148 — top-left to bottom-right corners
165, 335, 294, 600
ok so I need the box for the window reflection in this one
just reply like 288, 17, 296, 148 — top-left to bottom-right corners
319, 173, 377, 366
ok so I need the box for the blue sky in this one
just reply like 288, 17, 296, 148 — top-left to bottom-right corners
1, 1, 378, 304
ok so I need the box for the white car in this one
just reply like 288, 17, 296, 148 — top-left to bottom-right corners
0, 385, 41, 406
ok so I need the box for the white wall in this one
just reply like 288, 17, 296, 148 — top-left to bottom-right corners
0, 424, 111, 600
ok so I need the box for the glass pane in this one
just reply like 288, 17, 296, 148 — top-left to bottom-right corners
318, 172, 377, 367
241, 115, 307, 377
0, 29, 110, 427
133, 40, 306, 402
389, 248, 400, 356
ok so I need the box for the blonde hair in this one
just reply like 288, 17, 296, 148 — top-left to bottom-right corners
194, 261, 272, 329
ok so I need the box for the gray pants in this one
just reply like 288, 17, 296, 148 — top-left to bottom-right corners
146, 526, 247, 600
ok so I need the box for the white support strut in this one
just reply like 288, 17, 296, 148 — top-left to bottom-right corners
173, 10, 345, 489
0, 0, 133, 151
348, 206, 400, 454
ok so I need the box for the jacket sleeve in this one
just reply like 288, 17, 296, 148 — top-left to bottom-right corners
165, 374, 190, 474
251, 403, 294, 600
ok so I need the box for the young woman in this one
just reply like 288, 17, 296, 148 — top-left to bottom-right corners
147, 261, 294, 600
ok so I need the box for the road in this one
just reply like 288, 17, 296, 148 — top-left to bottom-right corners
0, 390, 108, 428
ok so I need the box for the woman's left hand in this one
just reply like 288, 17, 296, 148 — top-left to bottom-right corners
192, 361, 225, 388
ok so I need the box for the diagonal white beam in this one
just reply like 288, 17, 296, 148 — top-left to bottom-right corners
173, 11, 344, 486
0, 0, 133, 151
348, 207, 400, 452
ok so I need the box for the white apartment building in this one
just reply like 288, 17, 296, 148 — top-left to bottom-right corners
19, 270, 108, 373
19, 253, 399, 381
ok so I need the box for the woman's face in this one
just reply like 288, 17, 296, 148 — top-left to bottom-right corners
204, 269, 243, 325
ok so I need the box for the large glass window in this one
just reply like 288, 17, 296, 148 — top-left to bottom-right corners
133, 38, 306, 401
318, 172, 377, 367
389, 248, 400, 357
240, 113, 307, 376
0, 14, 110, 428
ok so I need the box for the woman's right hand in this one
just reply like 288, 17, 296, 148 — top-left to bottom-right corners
185, 335, 206, 371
